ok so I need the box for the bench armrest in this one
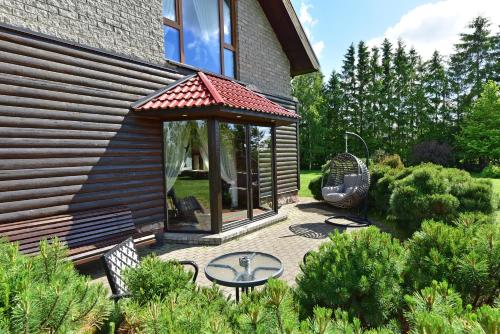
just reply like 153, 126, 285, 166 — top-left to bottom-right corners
178, 260, 199, 282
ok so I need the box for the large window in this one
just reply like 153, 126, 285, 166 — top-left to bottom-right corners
163, 0, 237, 78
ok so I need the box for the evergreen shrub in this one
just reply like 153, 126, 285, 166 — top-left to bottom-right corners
123, 255, 194, 305
404, 280, 499, 333
0, 239, 112, 333
405, 220, 500, 307
389, 164, 494, 229
481, 163, 500, 178
295, 227, 406, 327
379, 154, 404, 169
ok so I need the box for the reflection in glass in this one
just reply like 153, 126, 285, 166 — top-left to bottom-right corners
220, 123, 248, 224
164, 120, 211, 232
223, 0, 232, 45
164, 26, 180, 62
163, 0, 176, 21
182, 0, 221, 73
224, 49, 235, 78
250, 126, 274, 217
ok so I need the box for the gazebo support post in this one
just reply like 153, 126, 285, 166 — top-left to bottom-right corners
325, 131, 372, 227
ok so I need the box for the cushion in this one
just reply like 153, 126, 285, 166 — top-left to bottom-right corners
323, 191, 348, 202
322, 185, 344, 198
343, 174, 361, 188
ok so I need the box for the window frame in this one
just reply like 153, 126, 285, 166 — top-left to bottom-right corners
162, 0, 239, 79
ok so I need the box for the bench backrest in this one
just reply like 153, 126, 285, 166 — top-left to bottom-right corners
0, 206, 135, 255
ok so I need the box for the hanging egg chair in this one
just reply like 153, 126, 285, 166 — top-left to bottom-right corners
322, 132, 371, 226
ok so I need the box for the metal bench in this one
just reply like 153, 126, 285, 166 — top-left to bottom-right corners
0, 206, 156, 265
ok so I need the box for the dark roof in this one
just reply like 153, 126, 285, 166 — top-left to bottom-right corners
132, 72, 300, 122
258, 0, 320, 76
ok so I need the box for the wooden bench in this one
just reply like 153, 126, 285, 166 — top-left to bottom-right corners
0, 206, 156, 265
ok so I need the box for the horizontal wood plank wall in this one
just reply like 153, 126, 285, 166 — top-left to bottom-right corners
0, 26, 183, 230
0, 26, 300, 231
263, 95, 299, 195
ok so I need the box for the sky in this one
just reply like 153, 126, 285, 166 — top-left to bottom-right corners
290, 0, 500, 78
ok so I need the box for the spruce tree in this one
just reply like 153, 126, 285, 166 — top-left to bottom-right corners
380, 39, 395, 152
323, 70, 345, 156
341, 44, 357, 134
367, 46, 383, 147
449, 16, 497, 123
393, 39, 411, 156
355, 41, 370, 137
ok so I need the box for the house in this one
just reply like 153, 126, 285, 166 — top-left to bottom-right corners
0, 0, 319, 247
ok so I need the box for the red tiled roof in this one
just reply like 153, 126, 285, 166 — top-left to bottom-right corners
133, 72, 299, 120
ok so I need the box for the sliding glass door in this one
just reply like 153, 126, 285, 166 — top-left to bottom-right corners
164, 120, 211, 232
220, 123, 248, 226
164, 120, 276, 233
250, 126, 275, 217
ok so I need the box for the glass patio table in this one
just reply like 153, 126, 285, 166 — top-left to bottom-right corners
205, 251, 283, 301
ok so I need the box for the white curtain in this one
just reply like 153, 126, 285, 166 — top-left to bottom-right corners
164, 121, 190, 192
196, 123, 210, 170
220, 128, 238, 208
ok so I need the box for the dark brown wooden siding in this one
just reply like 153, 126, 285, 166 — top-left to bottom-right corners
0, 25, 299, 230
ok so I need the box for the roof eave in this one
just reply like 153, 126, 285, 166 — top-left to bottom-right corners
257, 0, 320, 76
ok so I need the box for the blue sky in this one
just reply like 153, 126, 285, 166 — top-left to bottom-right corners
290, 0, 500, 78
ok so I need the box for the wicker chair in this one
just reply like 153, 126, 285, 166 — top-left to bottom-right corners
321, 153, 370, 209
102, 237, 198, 299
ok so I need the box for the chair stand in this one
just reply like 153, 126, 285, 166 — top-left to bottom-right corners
325, 214, 371, 227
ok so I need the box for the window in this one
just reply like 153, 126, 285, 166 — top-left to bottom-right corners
163, 0, 237, 78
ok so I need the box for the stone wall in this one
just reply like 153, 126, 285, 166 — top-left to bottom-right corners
0, 0, 292, 97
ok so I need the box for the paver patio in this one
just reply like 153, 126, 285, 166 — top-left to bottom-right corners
81, 198, 365, 297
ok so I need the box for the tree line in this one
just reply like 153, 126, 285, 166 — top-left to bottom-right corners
293, 16, 499, 170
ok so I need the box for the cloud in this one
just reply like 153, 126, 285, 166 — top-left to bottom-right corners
367, 0, 500, 60
297, 1, 325, 58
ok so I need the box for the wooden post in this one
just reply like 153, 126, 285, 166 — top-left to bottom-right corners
208, 119, 222, 233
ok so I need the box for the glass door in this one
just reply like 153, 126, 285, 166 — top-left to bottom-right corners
219, 122, 249, 226
250, 126, 275, 217
164, 120, 211, 232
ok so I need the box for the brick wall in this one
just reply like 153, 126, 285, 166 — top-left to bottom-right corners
0, 0, 292, 97
237, 0, 292, 97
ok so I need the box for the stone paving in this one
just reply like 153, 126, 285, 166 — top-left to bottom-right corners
81, 198, 362, 297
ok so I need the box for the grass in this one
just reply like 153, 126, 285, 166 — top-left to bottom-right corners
299, 170, 322, 198
173, 176, 210, 208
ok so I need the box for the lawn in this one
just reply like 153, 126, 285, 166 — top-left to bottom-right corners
299, 170, 322, 197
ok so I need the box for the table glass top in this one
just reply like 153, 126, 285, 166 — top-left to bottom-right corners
205, 251, 283, 286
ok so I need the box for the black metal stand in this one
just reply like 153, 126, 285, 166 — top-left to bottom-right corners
325, 132, 372, 227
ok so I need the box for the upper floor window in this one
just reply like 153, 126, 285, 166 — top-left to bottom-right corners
163, 0, 237, 78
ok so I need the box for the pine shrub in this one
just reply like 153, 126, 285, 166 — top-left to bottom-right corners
122, 255, 194, 305
404, 281, 499, 333
295, 227, 406, 327
405, 221, 500, 307
0, 239, 112, 333
379, 154, 404, 169
481, 163, 500, 178
389, 164, 494, 230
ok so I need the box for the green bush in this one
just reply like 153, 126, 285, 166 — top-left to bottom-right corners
295, 227, 406, 327
389, 164, 494, 230
308, 175, 324, 201
404, 280, 500, 333
369, 164, 412, 214
379, 154, 404, 169
481, 163, 500, 178
123, 255, 194, 305
0, 239, 112, 333
405, 220, 500, 307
